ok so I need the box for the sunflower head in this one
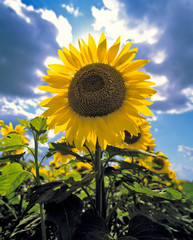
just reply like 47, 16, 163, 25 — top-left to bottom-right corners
39, 33, 156, 150
0, 122, 29, 155
117, 119, 152, 150
74, 162, 92, 173
143, 152, 171, 174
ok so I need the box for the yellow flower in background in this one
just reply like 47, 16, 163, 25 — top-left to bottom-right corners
75, 162, 92, 173
145, 137, 156, 152
143, 152, 171, 174
118, 119, 152, 150
39, 33, 156, 150
0, 122, 29, 155
51, 137, 78, 166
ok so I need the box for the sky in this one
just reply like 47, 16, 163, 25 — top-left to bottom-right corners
0, 0, 193, 180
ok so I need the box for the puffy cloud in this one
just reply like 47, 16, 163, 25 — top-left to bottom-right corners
0, 96, 43, 119
178, 145, 193, 161
62, 3, 83, 17
171, 163, 193, 181
91, 0, 161, 45
0, 0, 72, 99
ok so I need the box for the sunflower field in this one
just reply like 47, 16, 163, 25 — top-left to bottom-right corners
0, 33, 193, 240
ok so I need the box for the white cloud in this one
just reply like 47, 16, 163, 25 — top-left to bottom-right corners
182, 87, 193, 103
3, 0, 32, 23
171, 163, 193, 181
151, 50, 166, 64
151, 94, 166, 102
178, 145, 193, 161
38, 9, 72, 47
44, 56, 63, 66
150, 74, 168, 86
91, 0, 161, 45
3, 0, 72, 48
62, 3, 83, 17
0, 97, 42, 119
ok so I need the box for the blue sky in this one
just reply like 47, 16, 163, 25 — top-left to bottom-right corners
0, 0, 193, 180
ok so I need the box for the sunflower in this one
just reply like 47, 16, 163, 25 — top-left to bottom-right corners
118, 119, 152, 150
0, 122, 29, 155
145, 137, 156, 152
75, 162, 93, 173
143, 152, 171, 174
51, 137, 78, 166
39, 33, 156, 150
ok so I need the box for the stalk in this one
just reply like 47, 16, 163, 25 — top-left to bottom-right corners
95, 141, 105, 218
34, 133, 47, 240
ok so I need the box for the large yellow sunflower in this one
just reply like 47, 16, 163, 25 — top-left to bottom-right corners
142, 152, 171, 174
39, 33, 156, 150
0, 122, 29, 155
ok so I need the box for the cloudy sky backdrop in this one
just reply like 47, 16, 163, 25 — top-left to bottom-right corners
1, 0, 193, 180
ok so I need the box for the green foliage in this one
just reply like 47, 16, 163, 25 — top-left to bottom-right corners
0, 163, 30, 196
1, 118, 193, 240
0, 133, 28, 152
181, 181, 193, 201
123, 182, 182, 200
18, 117, 48, 135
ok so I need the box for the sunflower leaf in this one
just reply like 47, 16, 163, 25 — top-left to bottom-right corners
30, 117, 48, 134
45, 194, 83, 240
0, 163, 30, 196
106, 146, 160, 158
75, 212, 111, 240
123, 215, 173, 240
123, 182, 182, 200
0, 133, 28, 152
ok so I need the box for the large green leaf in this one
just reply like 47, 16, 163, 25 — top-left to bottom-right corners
45, 194, 83, 240
10, 213, 41, 239
25, 173, 95, 213
0, 133, 28, 152
30, 117, 48, 134
106, 146, 162, 158
17, 117, 48, 135
0, 163, 30, 196
124, 215, 173, 240
123, 182, 182, 200
75, 213, 112, 240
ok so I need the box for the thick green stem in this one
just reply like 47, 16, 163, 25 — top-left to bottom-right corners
95, 141, 105, 218
34, 133, 47, 240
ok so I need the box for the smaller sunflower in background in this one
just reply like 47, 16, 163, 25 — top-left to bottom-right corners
142, 151, 171, 174
50, 136, 78, 167
0, 122, 29, 155
118, 119, 153, 150
145, 137, 156, 152
74, 162, 93, 173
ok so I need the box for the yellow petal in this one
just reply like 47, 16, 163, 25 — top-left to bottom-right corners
121, 60, 150, 74
69, 43, 84, 66
78, 39, 90, 64
114, 49, 137, 68
88, 34, 97, 62
38, 85, 66, 93
62, 46, 79, 69
114, 41, 133, 62
106, 36, 121, 64
97, 32, 107, 62
135, 105, 153, 116
42, 75, 70, 85
123, 72, 151, 81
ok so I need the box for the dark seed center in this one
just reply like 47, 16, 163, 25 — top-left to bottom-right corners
124, 130, 141, 144
152, 158, 164, 170
68, 63, 126, 117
